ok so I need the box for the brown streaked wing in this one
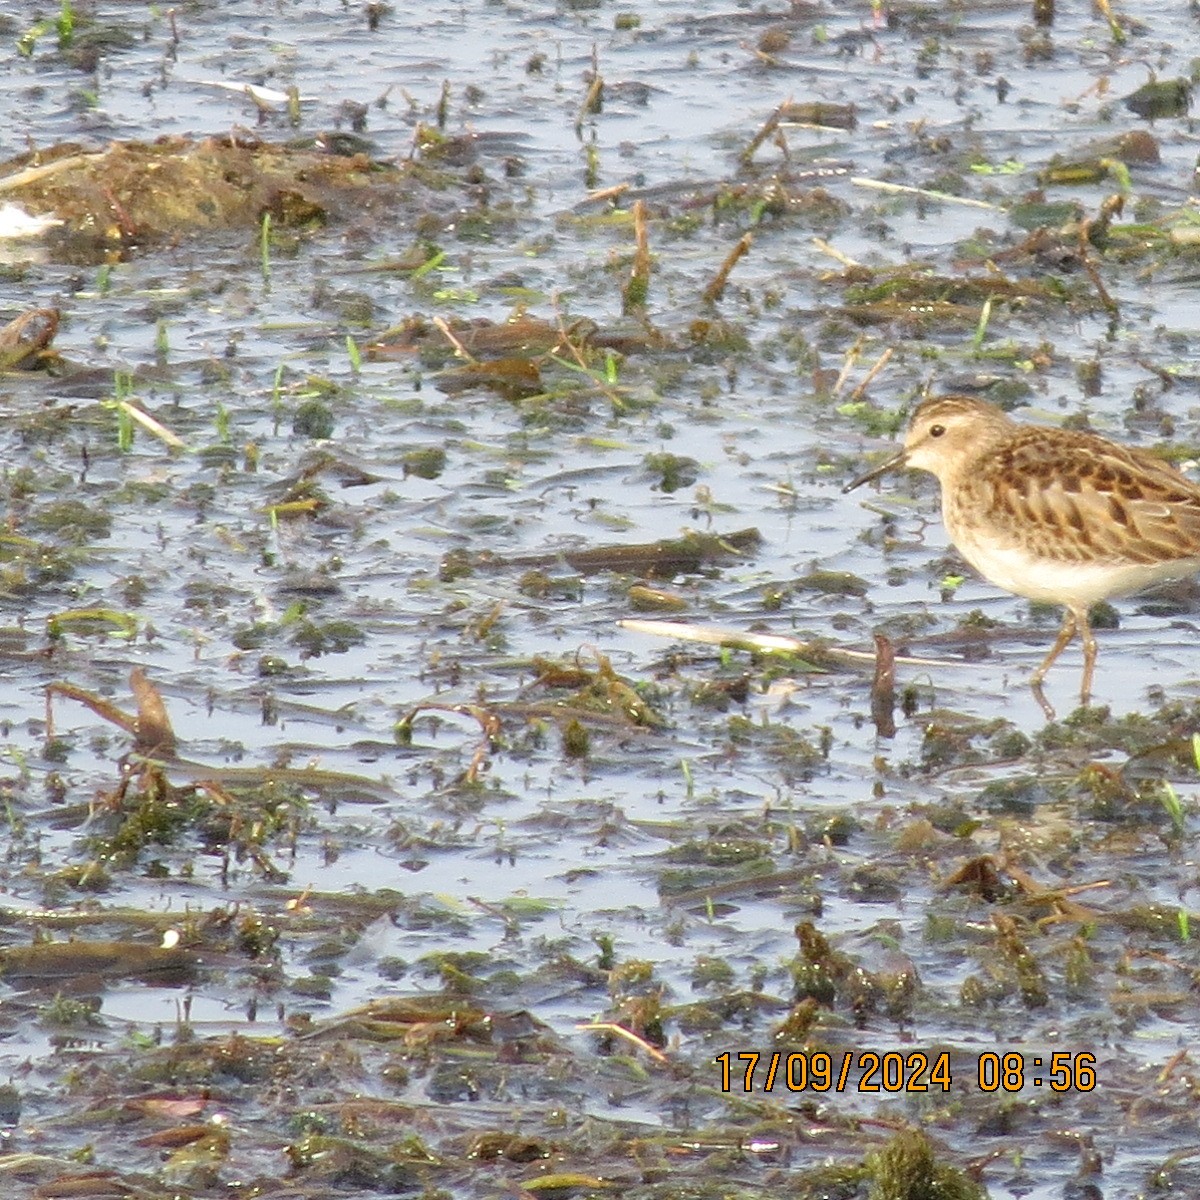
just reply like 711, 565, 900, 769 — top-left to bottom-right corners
970, 427, 1200, 565
963, 475, 1091, 562
1054, 445, 1200, 564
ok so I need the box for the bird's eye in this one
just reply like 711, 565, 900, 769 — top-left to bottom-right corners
929, 424, 946, 438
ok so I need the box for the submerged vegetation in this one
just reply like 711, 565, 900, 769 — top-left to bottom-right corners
0, 0, 1198, 1196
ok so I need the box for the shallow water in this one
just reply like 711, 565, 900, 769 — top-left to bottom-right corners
1, 0, 1200, 1196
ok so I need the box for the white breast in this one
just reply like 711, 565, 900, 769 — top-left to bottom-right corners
949, 529, 1200, 608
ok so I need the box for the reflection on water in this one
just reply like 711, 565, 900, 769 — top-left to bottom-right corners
0, 0, 1197, 1194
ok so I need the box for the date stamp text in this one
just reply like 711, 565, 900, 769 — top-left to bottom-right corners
715, 1050, 1096, 1094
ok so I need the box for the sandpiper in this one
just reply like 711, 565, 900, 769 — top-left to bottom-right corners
844, 395, 1200, 712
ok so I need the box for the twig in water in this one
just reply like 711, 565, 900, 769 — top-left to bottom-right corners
576, 1021, 669, 1064
578, 181, 631, 208
433, 316, 476, 362
831, 334, 866, 398
575, 65, 604, 137
740, 96, 792, 166
851, 176, 998, 209
117, 400, 185, 450
623, 198, 650, 313
870, 632, 896, 738
702, 232, 753, 304
846, 346, 894, 403
619, 617, 962, 671
812, 237, 862, 268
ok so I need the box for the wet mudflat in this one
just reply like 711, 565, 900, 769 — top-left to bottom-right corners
0, 1, 1199, 1197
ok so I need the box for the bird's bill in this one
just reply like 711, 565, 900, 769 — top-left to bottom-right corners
842, 448, 909, 493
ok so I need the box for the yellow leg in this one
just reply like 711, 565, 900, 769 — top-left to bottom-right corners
1030, 608, 1078, 689
1077, 608, 1098, 704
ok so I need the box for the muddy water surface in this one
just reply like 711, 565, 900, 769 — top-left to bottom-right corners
0, 1, 1199, 1197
